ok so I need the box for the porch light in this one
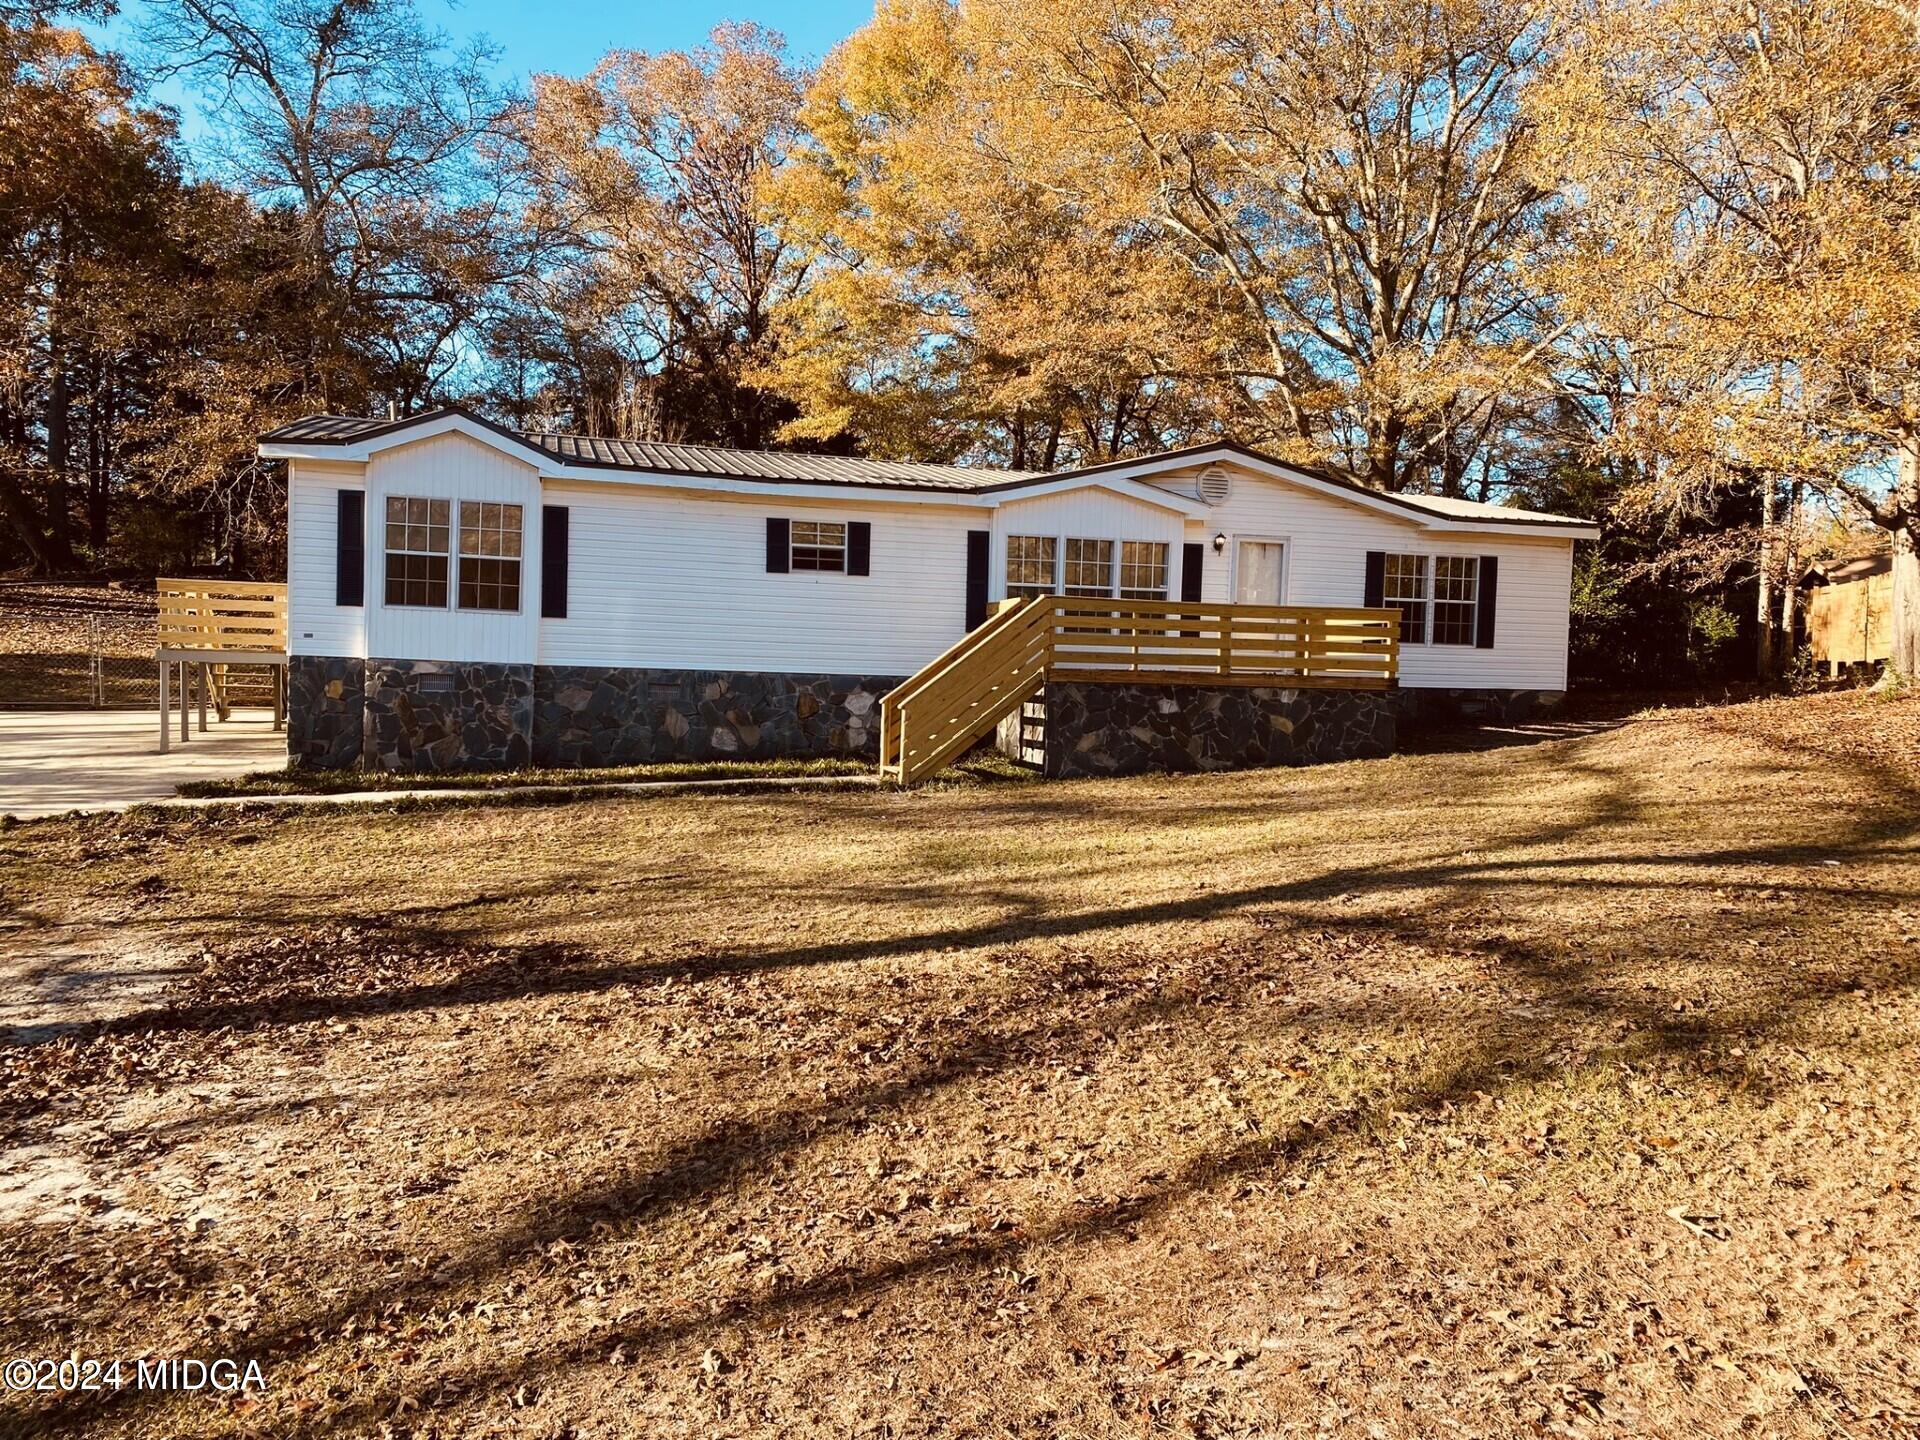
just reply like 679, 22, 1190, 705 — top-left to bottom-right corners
1212, 533, 1227, 554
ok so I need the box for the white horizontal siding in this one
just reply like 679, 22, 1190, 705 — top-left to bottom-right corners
286, 460, 364, 658
539, 483, 974, 675
1180, 462, 1575, 690
364, 434, 543, 665
280, 437, 1575, 691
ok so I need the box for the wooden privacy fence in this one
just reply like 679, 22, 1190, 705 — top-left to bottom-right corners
154, 578, 290, 752
879, 597, 1400, 785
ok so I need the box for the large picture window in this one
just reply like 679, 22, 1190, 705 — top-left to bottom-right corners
790, 519, 847, 573
1006, 535, 1057, 598
458, 501, 523, 612
1063, 538, 1115, 597
1382, 553, 1429, 645
1119, 541, 1169, 600
1431, 555, 1480, 645
384, 496, 449, 608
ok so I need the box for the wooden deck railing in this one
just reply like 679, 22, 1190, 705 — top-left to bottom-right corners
880, 598, 1400, 784
155, 578, 289, 753
156, 578, 289, 655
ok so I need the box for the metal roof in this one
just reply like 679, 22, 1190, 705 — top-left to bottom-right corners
260, 411, 1036, 493
259, 409, 1599, 528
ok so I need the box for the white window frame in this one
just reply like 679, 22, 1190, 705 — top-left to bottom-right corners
1118, 541, 1170, 601
1430, 555, 1480, 647
1381, 553, 1481, 646
1063, 537, 1117, 598
383, 495, 451, 609
1006, 535, 1058, 599
791, 519, 848, 574
456, 500, 524, 613
1382, 553, 1430, 645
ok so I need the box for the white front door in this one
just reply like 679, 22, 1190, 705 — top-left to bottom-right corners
1235, 540, 1287, 604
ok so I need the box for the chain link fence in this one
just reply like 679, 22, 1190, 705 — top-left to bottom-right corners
3, 580, 287, 710
1, 581, 156, 708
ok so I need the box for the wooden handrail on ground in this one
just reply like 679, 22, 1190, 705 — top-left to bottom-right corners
154, 578, 290, 753
879, 598, 1401, 785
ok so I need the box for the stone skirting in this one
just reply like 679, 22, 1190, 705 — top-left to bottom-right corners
533, 667, 900, 767
1017, 680, 1397, 779
365, 659, 534, 772
288, 656, 902, 771
287, 656, 365, 770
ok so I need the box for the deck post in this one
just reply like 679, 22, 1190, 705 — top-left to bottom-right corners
196, 662, 208, 732
159, 657, 170, 754
179, 660, 190, 743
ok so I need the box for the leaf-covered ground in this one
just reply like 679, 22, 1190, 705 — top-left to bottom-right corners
0, 581, 158, 706
1, 688, 1916, 1439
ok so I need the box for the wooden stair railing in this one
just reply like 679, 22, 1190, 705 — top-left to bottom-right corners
879, 595, 1053, 785
878, 598, 1401, 786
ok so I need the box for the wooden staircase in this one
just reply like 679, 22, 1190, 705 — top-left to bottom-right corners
878, 596, 1402, 786
878, 596, 1052, 785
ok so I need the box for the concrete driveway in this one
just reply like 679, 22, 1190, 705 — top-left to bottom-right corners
0, 709, 285, 820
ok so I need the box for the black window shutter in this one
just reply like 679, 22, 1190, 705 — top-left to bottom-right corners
766, 517, 790, 573
847, 521, 871, 576
1363, 550, 1386, 608
336, 490, 364, 607
541, 505, 569, 618
965, 529, 989, 629
1181, 542, 1204, 602
1476, 555, 1499, 648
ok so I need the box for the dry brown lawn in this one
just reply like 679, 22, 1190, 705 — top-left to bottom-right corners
1, 689, 1917, 1439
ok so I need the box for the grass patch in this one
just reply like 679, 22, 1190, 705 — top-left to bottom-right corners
175, 754, 874, 797
2, 687, 1916, 1439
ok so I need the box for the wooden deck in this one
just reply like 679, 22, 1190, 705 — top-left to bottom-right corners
879, 597, 1401, 785
154, 578, 289, 753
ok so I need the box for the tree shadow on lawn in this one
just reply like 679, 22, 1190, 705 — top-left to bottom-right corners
20, 754, 1920, 1436
8, 734, 1914, 1049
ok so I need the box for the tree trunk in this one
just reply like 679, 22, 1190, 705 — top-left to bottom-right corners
88, 379, 109, 557
1780, 479, 1802, 666
1891, 435, 1920, 682
0, 470, 63, 573
44, 237, 75, 565
1755, 476, 1777, 679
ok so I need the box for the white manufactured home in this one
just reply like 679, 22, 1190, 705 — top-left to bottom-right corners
259, 408, 1597, 779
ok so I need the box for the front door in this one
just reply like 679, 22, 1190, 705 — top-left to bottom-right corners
1234, 540, 1286, 604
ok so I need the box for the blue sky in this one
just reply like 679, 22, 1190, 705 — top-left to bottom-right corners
92, 0, 876, 140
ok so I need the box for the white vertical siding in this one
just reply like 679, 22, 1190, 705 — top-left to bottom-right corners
538, 483, 975, 674
1177, 463, 1576, 690
363, 434, 543, 665
286, 459, 365, 658
989, 488, 1189, 596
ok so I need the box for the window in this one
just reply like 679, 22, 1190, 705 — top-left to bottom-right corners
1382, 553, 1429, 644
1006, 535, 1057, 598
1119, 541, 1170, 600
458, 501, 523, 611
384, 496, 449, 607
791, 519, 847, 573
1431, 555, 1480, 645
1064, 538, 1115, 597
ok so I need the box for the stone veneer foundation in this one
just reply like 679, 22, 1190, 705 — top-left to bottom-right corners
1009, 679, 1398, 779
287, 656, 902, 771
